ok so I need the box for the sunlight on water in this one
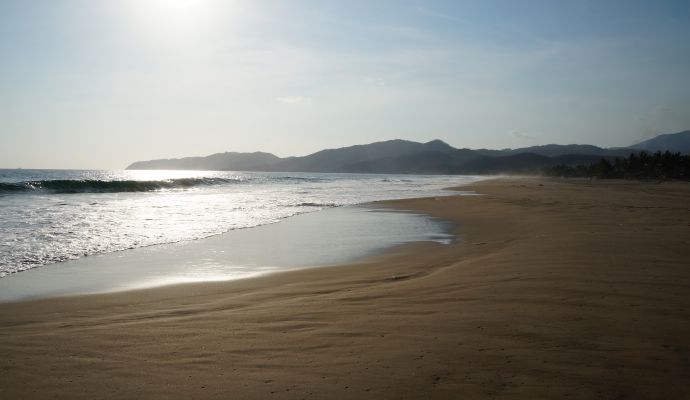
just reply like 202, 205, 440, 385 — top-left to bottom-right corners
0, 205, 457, 301
120, 270, 265, 291
0, 170, 482, 277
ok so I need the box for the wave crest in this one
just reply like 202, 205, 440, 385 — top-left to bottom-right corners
0, 177, 241, 194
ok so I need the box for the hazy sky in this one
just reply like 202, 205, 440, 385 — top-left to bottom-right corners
2, 0, 689, 169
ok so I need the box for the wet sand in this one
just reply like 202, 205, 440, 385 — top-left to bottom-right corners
1, 178, 690, 399
0, 205, 452, 302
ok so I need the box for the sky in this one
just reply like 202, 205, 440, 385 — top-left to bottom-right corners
1, 0, 689, 169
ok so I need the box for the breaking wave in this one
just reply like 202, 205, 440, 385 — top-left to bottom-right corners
0, 177, 242, 194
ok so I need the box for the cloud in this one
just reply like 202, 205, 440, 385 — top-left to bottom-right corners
510, 130, 536, 140
275, 96, 307, 104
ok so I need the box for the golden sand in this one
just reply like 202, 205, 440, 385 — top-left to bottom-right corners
1, 178, 689, 399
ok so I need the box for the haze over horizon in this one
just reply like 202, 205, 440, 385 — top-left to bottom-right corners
2, 0, 690, 169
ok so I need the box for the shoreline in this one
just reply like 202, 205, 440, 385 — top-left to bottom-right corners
0, 202, 456, 303
2, 178, 690, 399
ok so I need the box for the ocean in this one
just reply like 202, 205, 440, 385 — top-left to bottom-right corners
0, 169, 481, 282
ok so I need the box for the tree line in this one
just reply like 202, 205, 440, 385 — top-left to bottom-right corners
544, 151, 690, 180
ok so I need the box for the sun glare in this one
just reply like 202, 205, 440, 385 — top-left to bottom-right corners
152, 0, 207, 15
126, 0, 226, 43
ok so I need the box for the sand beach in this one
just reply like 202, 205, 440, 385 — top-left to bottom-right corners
1, 178, 689, 399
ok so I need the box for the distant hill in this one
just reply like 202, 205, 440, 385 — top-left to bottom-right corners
501, 144, 633, 158
127, 152, 280, 171
266, 139, 457, 173
630, 130, 690, 154
341, 148, 480, 174
126, 130, 689, 174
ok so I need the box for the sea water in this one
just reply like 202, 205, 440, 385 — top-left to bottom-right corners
0, 169, 481, 299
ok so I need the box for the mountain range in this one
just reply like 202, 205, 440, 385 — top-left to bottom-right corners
126, 130, 690, 175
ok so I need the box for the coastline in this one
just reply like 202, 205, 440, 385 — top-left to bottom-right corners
0, 203, 454, 302
2, 178, 690, 399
